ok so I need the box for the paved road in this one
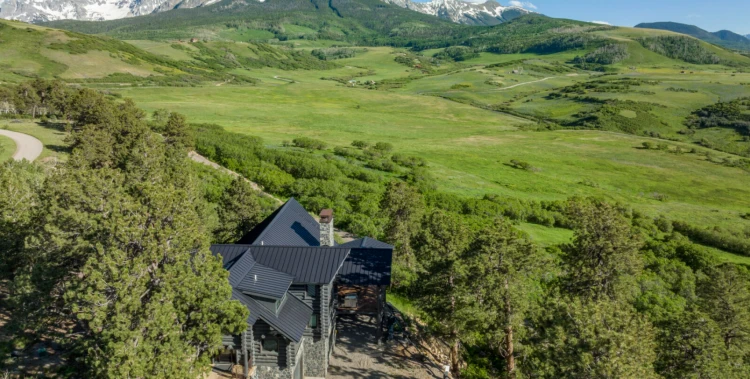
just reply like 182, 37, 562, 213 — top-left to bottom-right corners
0, 129, 43, 162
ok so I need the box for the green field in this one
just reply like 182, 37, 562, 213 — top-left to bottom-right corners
4, 17, 750, 259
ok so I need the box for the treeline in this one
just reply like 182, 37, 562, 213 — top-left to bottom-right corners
381, 189, 750, 378
686, 97, 750, 136
573, 43, 630, 69
311, 47, 366, 60
638, 36, 723, 65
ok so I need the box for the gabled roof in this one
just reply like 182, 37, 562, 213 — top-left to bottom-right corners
231, 289, 312, 343
211, 245, 351, 284
237, 264, 294, 299
237, 198, 320, 247
339, 237, 394, 249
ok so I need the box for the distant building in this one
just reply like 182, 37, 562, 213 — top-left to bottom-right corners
211, 199, 393, 379
190, 37, 199, 43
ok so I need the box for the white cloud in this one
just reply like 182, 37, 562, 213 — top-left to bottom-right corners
591, 20, 611, 25
508, 1, 537, 10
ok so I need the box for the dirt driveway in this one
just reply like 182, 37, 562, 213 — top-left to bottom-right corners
327, 315, 444, 379
0, 129, 43, 161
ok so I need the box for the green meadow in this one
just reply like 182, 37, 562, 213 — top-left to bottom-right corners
0, 134, 15, 161
2, 17, 750, 259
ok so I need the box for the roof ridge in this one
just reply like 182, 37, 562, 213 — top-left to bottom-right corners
251, 198, 297, 245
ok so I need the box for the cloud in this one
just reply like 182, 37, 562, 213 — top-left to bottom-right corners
591, 20, 611, 25
508, 1, 537, 10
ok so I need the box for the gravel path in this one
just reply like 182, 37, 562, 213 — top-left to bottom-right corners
0, 129, 43, 162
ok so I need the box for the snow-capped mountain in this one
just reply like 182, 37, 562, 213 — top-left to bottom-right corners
382, 0, 531, 26
0, 0, 220, 22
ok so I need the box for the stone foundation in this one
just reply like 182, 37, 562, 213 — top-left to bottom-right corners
255, 365, 292, 379
303, 337, 329, 377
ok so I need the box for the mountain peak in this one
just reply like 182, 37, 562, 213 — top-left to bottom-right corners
382, 0, 531, 26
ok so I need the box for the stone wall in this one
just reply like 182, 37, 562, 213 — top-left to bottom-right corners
303, 336, 329, 377
255, 365, 291, 379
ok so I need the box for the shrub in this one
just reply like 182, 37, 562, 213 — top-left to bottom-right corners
373, 142, 393, 152
351, 140, 370, 149
292, 137, 327, 150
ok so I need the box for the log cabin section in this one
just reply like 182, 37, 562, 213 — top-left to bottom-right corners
210, 198, 392, 379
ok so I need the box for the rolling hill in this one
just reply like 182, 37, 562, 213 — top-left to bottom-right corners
0, 18, 336, 83
636, 21, 750, 51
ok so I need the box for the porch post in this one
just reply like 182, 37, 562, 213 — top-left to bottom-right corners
242, 330, 249, 377
376, 286, 384, 342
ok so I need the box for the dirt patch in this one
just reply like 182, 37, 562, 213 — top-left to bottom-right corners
328, 315, 444, 379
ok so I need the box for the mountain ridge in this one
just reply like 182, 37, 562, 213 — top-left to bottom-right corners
381, 0, 530, 26
635, 21, 750, 51
0, 0, 222, 22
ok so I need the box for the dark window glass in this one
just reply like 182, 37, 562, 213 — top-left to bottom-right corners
262, 339, 278, 352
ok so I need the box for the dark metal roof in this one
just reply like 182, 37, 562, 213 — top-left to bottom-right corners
231, 289, 312, 343
237, 198, 321, 246
227, 249, 257, 287
339, 237, 394, 249
338, 248, 393, 286
236, 263, 294, 299
211, 245, 351, 284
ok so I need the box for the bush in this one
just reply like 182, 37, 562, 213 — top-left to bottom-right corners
292, 137, 327, 150
351, 140, 370, 149
642, 142, 655, 149
373, 142, 393, 152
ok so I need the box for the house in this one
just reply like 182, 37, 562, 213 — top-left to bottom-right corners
210, 198, 393, 379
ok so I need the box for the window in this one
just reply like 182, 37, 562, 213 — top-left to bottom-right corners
309, 314, 318, 329
262, 338, 278, 353
307, 285, 316, 298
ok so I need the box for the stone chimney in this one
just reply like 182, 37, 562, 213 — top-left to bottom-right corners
319, 209, 335, 247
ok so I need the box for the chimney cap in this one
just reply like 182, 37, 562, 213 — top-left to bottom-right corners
319, 209, 333, 223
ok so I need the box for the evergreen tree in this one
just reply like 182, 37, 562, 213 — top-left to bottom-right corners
697, 263, 750, 373
0, 160, 44, 280
163, 112, 195, 151
413, 210, 476, 377
469, 220, 546, 378
562, 199, 643, 300
527, 297, 658, 378
655, 306, 730, 378
380, 181, 424, 284
10, 94, 248, 378
214, 177, 265, 243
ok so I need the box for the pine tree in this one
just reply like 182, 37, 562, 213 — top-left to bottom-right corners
468, 220, 546, 378
214, 177, 265, 243
0, 160, 44, 280
11, 93, 248, 378
562, 199, 643, 300
697, 263, 750, 373
380, 181, 424, 284
527, 297, 658, 378
413, 210, 476, 378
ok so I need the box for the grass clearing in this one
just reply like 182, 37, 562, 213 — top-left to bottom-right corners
0, 135, 15, 161
516, 223, 574, 246
1, 121, 69, 161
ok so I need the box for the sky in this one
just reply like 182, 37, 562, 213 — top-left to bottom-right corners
439, 0, 750, 35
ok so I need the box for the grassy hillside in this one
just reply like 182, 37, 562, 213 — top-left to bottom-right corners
0, 19, 337, 84
43, 0, 465, 45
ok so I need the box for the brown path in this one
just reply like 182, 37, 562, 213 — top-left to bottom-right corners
327, 315, 444, 379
